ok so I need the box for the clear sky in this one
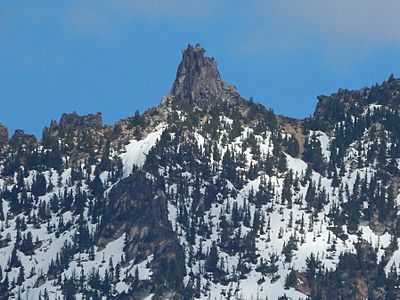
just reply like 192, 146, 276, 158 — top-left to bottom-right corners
1, 1, 400, 137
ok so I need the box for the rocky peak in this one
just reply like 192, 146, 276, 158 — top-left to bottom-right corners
0, 123, 8, 145
170, 43, 240, 108
10, 129, 37, 149
43, 112, 104, 139
58, 112, 103, 131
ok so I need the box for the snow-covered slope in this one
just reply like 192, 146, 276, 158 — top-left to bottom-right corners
0, 45, 400, 300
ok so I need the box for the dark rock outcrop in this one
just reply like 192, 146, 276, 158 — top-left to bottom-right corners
43, 112, 110, 167
313, 75, 400, 131
0, 130, 38, 175
170, 43, 240, 108
58, 111, 103, 133
10, 129, 37, 150
0, 124, 8, 151
98, 170, 185, 299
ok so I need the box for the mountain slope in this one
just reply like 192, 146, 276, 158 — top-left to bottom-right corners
0, 44, 400, 300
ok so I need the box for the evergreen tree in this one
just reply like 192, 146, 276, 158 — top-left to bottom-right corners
206, 242, 219, 273
31, 173, 47, 197
17, 265, 25, 285
90, 172, 104, 199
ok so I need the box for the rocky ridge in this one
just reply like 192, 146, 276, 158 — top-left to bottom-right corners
0, 44, 399, 299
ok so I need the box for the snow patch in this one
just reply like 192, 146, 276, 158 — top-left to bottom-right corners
121, 124, 166, 177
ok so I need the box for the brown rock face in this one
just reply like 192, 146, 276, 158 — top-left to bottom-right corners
171, 43, 239, 108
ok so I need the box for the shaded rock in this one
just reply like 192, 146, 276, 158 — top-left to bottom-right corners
43, 112, 108, 167
58, 111, 103, 133
98, 169, 185, 299
0, 124, 8, 145
313, 74, 400, 131
10, 129, 37, 149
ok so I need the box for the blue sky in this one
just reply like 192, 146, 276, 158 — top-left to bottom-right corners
1, 1, 400, 136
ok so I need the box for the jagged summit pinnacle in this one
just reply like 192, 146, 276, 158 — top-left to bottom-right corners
170, 43, 239, 108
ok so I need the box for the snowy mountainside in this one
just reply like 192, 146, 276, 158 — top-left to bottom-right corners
0, 44, 400, 299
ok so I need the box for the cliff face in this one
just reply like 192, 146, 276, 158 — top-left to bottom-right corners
97, 170, 185, 299
170, 44, 240, 108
